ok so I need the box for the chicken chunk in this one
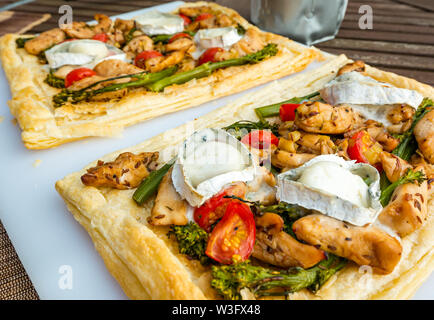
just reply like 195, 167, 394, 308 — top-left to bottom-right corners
81, 152, 159, 189
337, 60, 365, 76
61, 21, 94, 39
148, 168, 188, 226
231, 28, 265, 56
295, 101, 355, 134
346, 120, 399, 152
292, 214, 403, 274
271, 149, 316, 169
123, 35, 153, 56
24, 28, 66, 55
414, 108, 434, 164
165, 37, 194, 52
145, 51, 185, 73
94, 59, 144, 77
296, 132, 337, 155
379, 166, 428, 237
93, 14, 112, 34
380, 151, 412, 183
253, 213, 325, 268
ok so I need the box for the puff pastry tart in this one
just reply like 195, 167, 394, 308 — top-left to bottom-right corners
56, 55, 434, 300
0, 1, 319, 149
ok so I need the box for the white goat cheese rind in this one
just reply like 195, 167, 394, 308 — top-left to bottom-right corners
172, 128, 256, 207
277, 154, 382, 226
45, 39, 127, 69
320, 72, 423, 125
135, 10, 184, 35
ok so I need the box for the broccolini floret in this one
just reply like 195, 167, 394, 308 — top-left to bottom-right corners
168, 222, 211, 265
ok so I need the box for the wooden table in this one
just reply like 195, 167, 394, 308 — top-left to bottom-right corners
0, 0, 433, 300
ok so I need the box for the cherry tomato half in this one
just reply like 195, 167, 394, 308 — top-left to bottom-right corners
279, 103, 301, 122
64, 68, 96, 88
168, 32, 192, 43
348, 130, 383, 171
179, 13, 191, 25
205, 201, 256, 265
195, 13, 214, 22
241, 130, 279, 150
92, 33, 108, 43
134, 50, 163, 68
194, 183, 247, 232
198, 47, 223, 65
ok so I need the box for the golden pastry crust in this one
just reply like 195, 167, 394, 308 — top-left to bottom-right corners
56, 54, 434, 300
0, 1, 319, 149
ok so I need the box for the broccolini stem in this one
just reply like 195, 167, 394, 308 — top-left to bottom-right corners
254, 92, 320, 121
132, 158, 175, 205
53, 67, 177, 107
380, 169, 426, 206
211, 254, 346, 300
392, 98, 433, 161
146, 43, 278, 92
222, 120, 279, 140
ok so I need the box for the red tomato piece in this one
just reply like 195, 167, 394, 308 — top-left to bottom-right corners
179, 13, 191, 25
168, 32, 192, 43
134, 50, 163, 68
195, 13, 214, 22
348, 130, 383, 170
198, 47, 223, 65
92, 33, 109, 42
241, 130, 279, 150
64, 68, 96, 88
205, 201, 256, 265
279, 103, 301, 121
194, 183, 246, 232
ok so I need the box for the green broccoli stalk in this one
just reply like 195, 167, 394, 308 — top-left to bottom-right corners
16, 37, 35, 48
146, 43, 278, 92
223, 120, 279, 140
211, 254, 347, 300
45, 72, 65, 88
380, 169, 427, 206
392, 98, 433, 161
168, 222, 211, 266
52, 67, 177, 107
254, 92, 320, 121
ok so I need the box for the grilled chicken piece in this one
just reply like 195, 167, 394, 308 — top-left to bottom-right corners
414, 108, 434, 164
386, 104, 415, 134
146, 51, 185, 73
253, 213, 325, 268
61, 21, 94, 39
178, 6, 211, 17
411, 155, 434, 196
67, 75, 106, 91
123, 35, 153, 56
380, 151, 412, 183
379, 166, 428, 237
148, 168, 188, 226
271, 148, 316, 169
81, 152, 159, 189
165, 37, 194, 52
24, 28, 66, 55
295, 101, 355, 134
216, 14, 233, 27
94, 59, 144, 77
293, 214, 403, 274
231, 28, 265, 56
93, 14, 112, 34
337, 60, 366, 76
297, 132, 337, 155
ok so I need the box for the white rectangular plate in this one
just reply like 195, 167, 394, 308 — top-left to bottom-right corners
0, 1, 432, 299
